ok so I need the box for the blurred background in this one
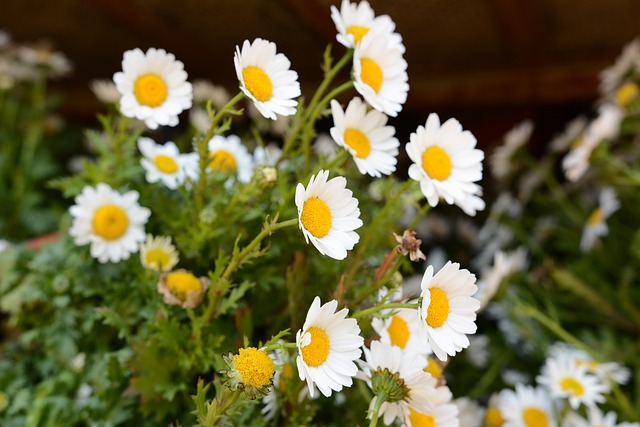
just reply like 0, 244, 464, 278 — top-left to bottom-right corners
1, 0, 639, 148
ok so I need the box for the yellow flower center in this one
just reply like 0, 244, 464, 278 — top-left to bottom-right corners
560, 376, 585, 396
92, 205, 129, 240
587, 207, 604, 226
347, 25, 369, 44
300, 197, 332, 238
424, 356, 443, 379
485, 407, 505, 427
208, 149, 238, 173
360, 57, 383, 93
278, 363, 294, 393
522, 407, 549, 427
576, 359, 599, 371
344, 128, 371, 158
134, 73, 168, 107
408, 407, 435, 427
165, 271, 203, 302
154, 154, 179, 174
301, 326, 330, 367
615, 82, 638, 107
387, 315, 410, 349
242, 66, 273, 102
145, 249, 171, 270
422, 146, 453, 181
233, 347, 275, 388
426, 287, 449, 328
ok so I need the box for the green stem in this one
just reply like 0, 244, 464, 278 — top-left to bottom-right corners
263, 341, 298, 352
352, 302, 419, 320
304, 49, 353, 123
221, 217, 299, 281
368, 391, 386, 427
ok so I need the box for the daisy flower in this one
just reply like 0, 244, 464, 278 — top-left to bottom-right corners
222, 347, 275, 400
361, 340, 437, 425
565, 406, 640, 427
234, 38, 301, 120
562, 104, 623, 182
329, 97, 399, 177
537, 356, 608, 409
405, 385, 459, 427
417, 261, 480, 361
485, 392, 507, 427
192, 79, 230, 108
206, 134, 254, 184
139, 234, 179, 272
157, 269, 210, 309
490, 120, 534, 179
475, 247, 528, 309
371, 305, 430, 355
113, 48, 193, 129
295, 170, 363, 260
353, 31, 408, 117
580, 187, 620, 252
406, 113, 485, 216
498, 384, 556, 427
295, 297, 363, 398
138, 137, 198, 189
262, 348, 298, 420
330, 0, 404, 51
550, 116, 588, 153
614, 82, 639, 108
69, 183, 150, 263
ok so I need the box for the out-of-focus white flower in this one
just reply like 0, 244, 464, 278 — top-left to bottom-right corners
490, 120, 534, 179
580, 187, 620, 252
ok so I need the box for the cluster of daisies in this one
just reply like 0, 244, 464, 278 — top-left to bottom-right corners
224, 260, 480, 426
481, 342, 637, 427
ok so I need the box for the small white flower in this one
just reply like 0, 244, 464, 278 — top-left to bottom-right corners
192, 79, 230, 108
330, 0, 404, 52
295, 170, 363, 260
113, 48, 193, 130
253, 143, 282, 167
406, 113, 485, 216
361, 340, 438, 425
550, 116, 587, 153
139, 234, 179, 272
454, 397, 485, 427
498, 384, 556, 427
405, 385, 459, 427
296, 297, 363, 398
475, 247, 528, 309
330, 97, 399, 177
537, 356, 608, 409
599, 37, 640, 97
234, 38, 301, 120
565, 405, 640, 427
353, 31, 408, 117
90, 79, 121, 104
371, 305, 430, 356
206, 134, 254, 184
69, 183, 150, 263
580, 187, 620, 252
418, 261, 480, 361
138, 137, 198, 189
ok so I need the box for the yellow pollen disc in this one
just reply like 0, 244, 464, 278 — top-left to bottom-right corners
485, 407, 505, 427
360, 57, 383, 93
576, 359, 599, 370
208, 149, 238, 173
426, 287, 450, 328
301, 326, 330, 367
134, 73, 168, 107
233, 347, 275, 388
387, 315, 410, 349
422, 146, 453, 181
154, 154, 179, 174
242, 66, 273, 102
344, 128, 372, 158
570, 134, 584, 149
424, 356, 443, 379
165, 271, 203, 302
587, 207, 604, 226
408, 407, 435, 427
615, 82, 638, 107
278, 363, 295, 393
92, 205, 129, 240
560, 376, 585, 396
347, 25, 369, 44
522, 407, 549, 427
300, 197, 332, 238
145, 249, 171, 270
